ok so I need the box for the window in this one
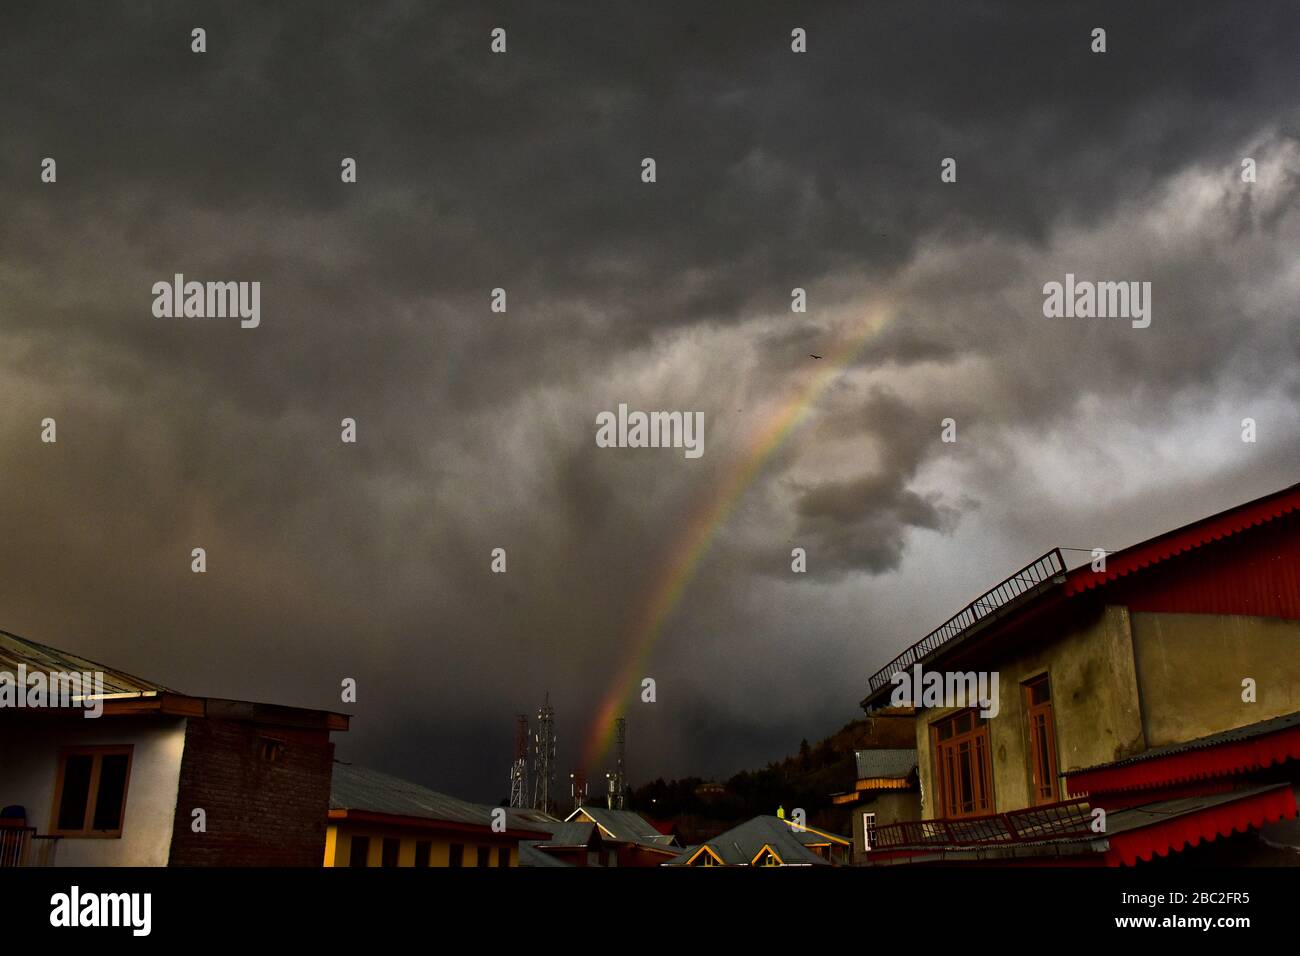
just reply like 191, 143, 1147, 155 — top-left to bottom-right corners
255, 735, 286, 763
348, 835, 370, 867
476, 846, 490, 868
1024, 675, 1060, 804
414, 841, 432, 867
932, 710, 994, 818
381, 837, 400, 867
754, 847, 781, 866
448, 843, 464, 867
862, 811, 877, 852
51, 746, 132, 837
497, 847, 510, 868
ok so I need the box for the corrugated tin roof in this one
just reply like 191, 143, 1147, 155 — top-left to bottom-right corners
518, 842, 574, 867
330, 762, 504, 829
567, 806, 678, 847
1070, 711, 1300, 775
855, 749, 917, 780
867, 784, 1292, 860
0, 629, 174, 697
665, 816, 843, 866
1064, 481, 1300, 597
536, 821, 598, 846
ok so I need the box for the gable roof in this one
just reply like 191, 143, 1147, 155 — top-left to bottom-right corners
566, 806, 678, 847
664, 815, 846, 866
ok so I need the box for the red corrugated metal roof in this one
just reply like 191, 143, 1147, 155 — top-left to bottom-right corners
1064, 482, 1300, 597
1104, 785, 1296, 866
1067, 714, 1300, 797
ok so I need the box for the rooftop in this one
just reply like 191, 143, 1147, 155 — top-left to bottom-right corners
854, 749, 918, 780
665, 815, 848, 866
863, 481, 1300, 709
0, 629, 173, 697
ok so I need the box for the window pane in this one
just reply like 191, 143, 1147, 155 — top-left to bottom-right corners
957, 744, 973, 812
91, 754, 130, 831
1028, 677, 1051, 705
57, 754, 94, 831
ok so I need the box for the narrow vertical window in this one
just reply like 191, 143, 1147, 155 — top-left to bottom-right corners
1024, 675, 1059, 804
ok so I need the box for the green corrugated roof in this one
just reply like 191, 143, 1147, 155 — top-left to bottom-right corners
0, 629, 175, 697
666, 815, 843, 866
331, 762, 548, 836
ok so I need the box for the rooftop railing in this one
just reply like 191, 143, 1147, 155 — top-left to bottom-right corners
0, 826, 61, 867
865, 548, 1066, 698
871, 797, 1093, 851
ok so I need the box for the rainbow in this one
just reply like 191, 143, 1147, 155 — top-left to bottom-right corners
581, 302, 895, 769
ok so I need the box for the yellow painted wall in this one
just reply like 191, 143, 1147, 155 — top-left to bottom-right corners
323, 824, 520, 867
914, 604, 1147, 817
1130, 612, 1300, 747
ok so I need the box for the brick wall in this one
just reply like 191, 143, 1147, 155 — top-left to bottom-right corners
167, 718, 334, 866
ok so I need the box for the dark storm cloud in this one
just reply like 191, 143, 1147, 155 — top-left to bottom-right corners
1, 1, 1298, 798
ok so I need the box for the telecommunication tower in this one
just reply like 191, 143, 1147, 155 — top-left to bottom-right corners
509, 714, 529, 808
532, 693, 556, 813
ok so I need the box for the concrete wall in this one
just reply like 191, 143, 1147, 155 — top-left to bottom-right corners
850, 790, 922, 859
1131, 612, 1300, 746
0, 714, 185, 866
915, 605, 1146, 817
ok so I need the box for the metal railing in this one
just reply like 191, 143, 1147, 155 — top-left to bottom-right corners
872, 797, 1092, 851
866, 548, 1066, 697
0, 827, 61, 866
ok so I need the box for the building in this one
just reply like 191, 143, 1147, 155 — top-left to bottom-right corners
0, 629, 347, 866
831, 748, 920, 863
325, 762, 551, 867
517, 805, 680, 867
664, 815, 851, 866
857, 483, 1300, 865
517, 818, 608, 867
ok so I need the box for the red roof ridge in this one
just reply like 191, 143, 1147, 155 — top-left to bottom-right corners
1064, 482, 1300, 596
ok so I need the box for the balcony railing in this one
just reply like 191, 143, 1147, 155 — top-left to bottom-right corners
865, 548, 1066, 698
871, 798, 1093, 851
0, 826, 61, 867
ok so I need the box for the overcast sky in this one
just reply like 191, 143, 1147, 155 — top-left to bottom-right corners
1, 1, 1297, 802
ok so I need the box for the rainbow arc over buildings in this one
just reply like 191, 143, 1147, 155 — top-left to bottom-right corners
581, 303, 896, 769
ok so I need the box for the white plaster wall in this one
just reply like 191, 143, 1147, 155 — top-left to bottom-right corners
0, 715, 186, 866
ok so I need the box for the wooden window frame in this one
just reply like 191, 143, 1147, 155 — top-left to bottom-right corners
1023, 674, 1060, 805
930, 709, 994, 819
861, 811, 877, 852
49, 745, 134, 838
